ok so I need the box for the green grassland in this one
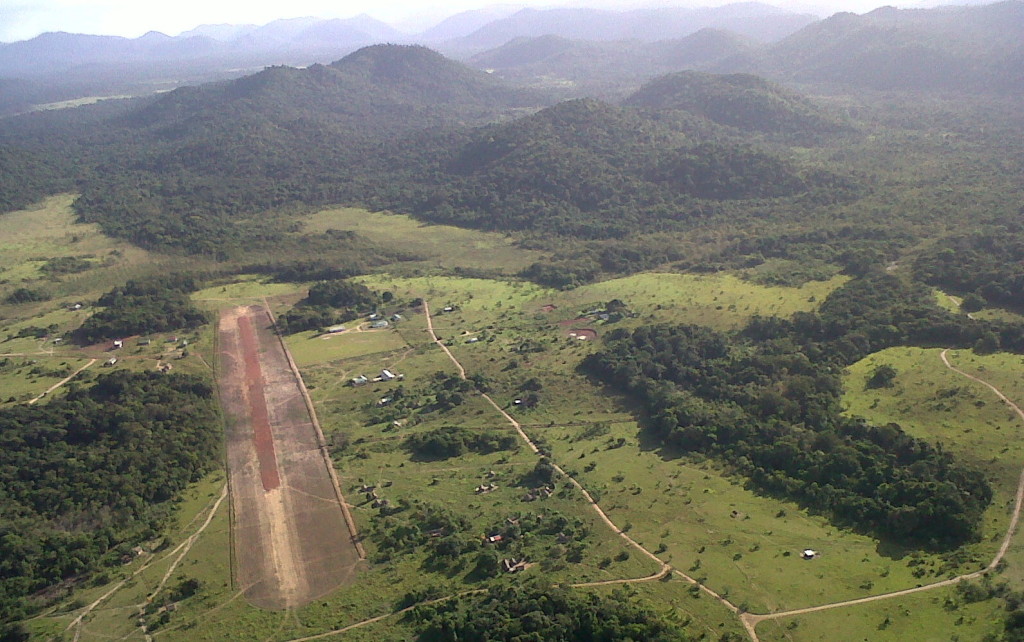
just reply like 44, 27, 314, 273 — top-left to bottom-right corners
191, 275, 307, 304
0, 194, 179, 308
756, 583, 1005, 642
306, 273, 1009, 623
287, 326, 413, 367
4, 202, 1023, 642
0, 356, 92, 405
844, 348, 1024, 561
302, 206, 543, 273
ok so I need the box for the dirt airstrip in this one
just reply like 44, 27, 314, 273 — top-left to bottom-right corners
218, 305, 360, 610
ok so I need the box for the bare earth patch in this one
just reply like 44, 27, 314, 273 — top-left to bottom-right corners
218, 305, 360, 610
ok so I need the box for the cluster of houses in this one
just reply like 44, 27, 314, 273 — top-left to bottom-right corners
350, 369, 403, 386
522, 485, 554, 502
365, 312, 404, 330
359, 482, 392, 509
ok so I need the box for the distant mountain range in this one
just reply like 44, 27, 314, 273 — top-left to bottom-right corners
713, 1, 1024, 93
466, 1, 1023, 97
442, 3, 816, 53
467, 29, 756, 99
0, 1, 1019, 117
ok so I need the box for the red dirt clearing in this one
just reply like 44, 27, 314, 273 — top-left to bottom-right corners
237, 315, 280, 491
218, 305, 361, 610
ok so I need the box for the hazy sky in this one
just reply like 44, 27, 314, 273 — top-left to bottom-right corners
0, 0, 941, 42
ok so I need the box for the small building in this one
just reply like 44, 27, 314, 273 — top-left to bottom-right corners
377, 397, 392, 406
105, 357, 118, 366
52, 337, 63, 344
486, 534, 503, 544
443, 306, 455, 313
351, 375, 369, 386
138, 338, 151, 346
327, 325, 346, 334
112, 340, 123, 349
380, 369, 396, 381
391, 314, 403, 322
802, 549, 817, 560
502, 558, 527, 573
71, 303, 82, 310
467, 337, 479, 343
369, 313, 381, 321
370, 320, 389, 329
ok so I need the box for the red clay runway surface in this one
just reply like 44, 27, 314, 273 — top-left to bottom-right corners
218, 305, 359, 609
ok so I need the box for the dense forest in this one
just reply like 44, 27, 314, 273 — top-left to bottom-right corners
412, 584, 693, 641
276, 278, 379, 333
584, 272, 1010, 547
0, 371, 220, 620
74, 275, 208, 344
914, 227, 1024, 309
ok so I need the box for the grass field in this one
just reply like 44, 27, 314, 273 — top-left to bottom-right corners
0, 194, 181, 307
302, 206, 542, 273
6, 206, 1022, 642
192, 275, 306, 303
844, 348, 1024, 556
756, 582, 1005, 641
286, 326, 412, 367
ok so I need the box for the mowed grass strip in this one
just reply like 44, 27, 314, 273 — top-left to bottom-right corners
192, 275, 307, 303
286, 327, 411, 367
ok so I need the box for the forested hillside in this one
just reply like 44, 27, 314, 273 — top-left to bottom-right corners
716, 1, 1024, 94
624, 70, 846, 139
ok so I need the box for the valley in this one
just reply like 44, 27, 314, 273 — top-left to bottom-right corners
1, 2, 1023, 641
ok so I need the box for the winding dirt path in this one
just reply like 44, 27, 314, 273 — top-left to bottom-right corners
421, 301, 737, 608
65, 485, 228, 641
739, 348, 1024, 640
28, 358, 96, 404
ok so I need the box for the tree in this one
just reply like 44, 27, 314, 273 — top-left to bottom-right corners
866, 364, 898, 389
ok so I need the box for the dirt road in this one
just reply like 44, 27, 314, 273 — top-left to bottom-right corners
739, 348, 1024, 640
218, 305, 361, 610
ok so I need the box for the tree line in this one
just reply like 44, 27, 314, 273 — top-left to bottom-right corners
583, 272, 1010, 548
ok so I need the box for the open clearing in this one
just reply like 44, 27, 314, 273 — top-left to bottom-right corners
302, 206, 542, 272
218, 305, 361, 609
